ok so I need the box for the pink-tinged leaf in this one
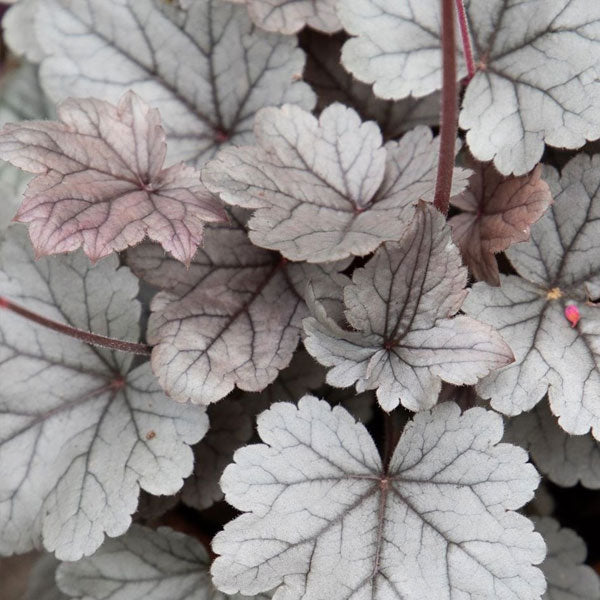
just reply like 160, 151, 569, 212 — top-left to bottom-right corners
450, 161, 552, 286
0, 90, 227, 264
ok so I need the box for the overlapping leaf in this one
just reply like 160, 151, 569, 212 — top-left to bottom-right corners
212, 396, 544, 600
0, 226, 208, 560
127, 216, 347, 404
506, 402, 600, 489
230, 0, 341, 34
463, 154, 600, 438
203, 103, 469, 262
535, 517, 600, 600
0, 91, 227, 264
450, 161, 552, 285
303, 202, 513, 411
27, 0, 315, 165
339, 0, 600, 175
56, 525, 273, 600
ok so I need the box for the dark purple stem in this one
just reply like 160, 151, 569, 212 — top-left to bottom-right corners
0, 296, 152, 355
455, 0, 475, 81
433, 0, 458, 217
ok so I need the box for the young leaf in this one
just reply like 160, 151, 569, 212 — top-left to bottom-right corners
127, 217, 346, 404
0, 91, 227, 264
56, 524, 273, 600
463, 154, 600, 437
449, 162, 552, 285
31, 0, 315, 165
339, 0, 600, 175
535, 517, 600, 600
303, 202, 514, 411
26, 555, 67, 600
181, 398, 254, 511
230, 0, 341, 34
301, 31, 441, 140
212, 396, 545, 599
203, 104, 469, 262
505, 402, 600, 489
0, 227, 208, 560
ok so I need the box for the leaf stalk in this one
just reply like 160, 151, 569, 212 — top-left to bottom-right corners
455, 0, 475, 81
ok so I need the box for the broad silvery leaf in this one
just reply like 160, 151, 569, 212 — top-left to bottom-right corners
450, 161, 552, 285
506, 403, 600, 489
127, 216, 345, 404
231, 0, 341, 34
212, 396, 545, 599
204, 104, 469, 262
32, 0, 315, 165
463, 154, 600, 437
339, 0, 600, 175
304, 203, 514, 411
181, 398, 254, 510
26, 555, 67, 600
56, 525, 273, 600
0, 91, 227, 264
535, 517, 600, 600
301, 31, 441, 141
0, 62, 52, 230
0, 226, 208, 560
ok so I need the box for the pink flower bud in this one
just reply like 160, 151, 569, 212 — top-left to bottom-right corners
564, 304, 580, 328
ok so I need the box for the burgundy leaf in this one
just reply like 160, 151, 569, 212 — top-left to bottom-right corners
449, 161, 551, 285
0, 90, 227, 264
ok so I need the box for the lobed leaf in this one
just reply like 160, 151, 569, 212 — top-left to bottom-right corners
463, 154, 600, 438
535, 517, 600, 600
0, 226, 207, 560
212, 396, 545, 600
28, 0, 315, 166
449, 161, 552, 285
203, 104, 469, 262
303, 202, 514, 411
339, 0, 600, 175
56, 524, 273, 599
505, 402, 600, 489
0, 91, 227, 264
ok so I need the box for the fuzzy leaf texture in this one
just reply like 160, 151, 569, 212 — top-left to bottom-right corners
505, 402, 600, 489
303, 202, 514, 411
19, 0, 315, 166
0, 226, 208, 560
127, 214, 347, 404
203, 104, 469, 262
0, 91, 227, 264
212, 396, 545, 600
230, 0, 341, 34
463, 154, 600, 438
56, 525, 272, 600
338, 0, 600, 175
535, 517, 600, 600
449, 161, 552, 285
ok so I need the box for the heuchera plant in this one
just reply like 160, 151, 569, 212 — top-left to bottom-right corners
1, 0, 600, 599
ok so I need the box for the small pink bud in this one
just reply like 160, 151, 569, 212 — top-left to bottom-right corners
564, 304, 580, 328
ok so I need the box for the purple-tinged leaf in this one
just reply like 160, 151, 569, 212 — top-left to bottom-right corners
29, 0, 315, 166
450, 162, 552, 286
203, 104, 469, 263
463, 154, 600, 438
304, 202, 514, 411
0, 226, 207, 560
212, 397, 545, 600
127, 217, 348, 404
0, 91, 227, 264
